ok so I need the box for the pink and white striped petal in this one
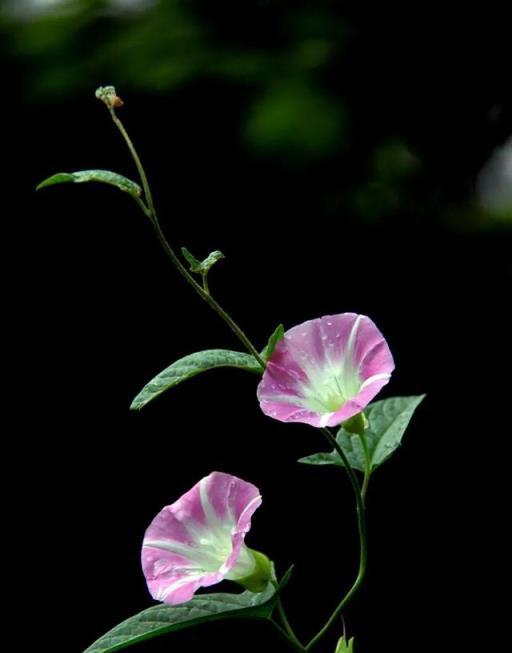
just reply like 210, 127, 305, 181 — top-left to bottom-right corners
142, 472, 262, 605
257, 313, 394, 428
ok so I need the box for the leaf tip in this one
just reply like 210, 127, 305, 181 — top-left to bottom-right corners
129, 398, 143, 411
36, 173, 74, 191
261, 323, 286, 362
277, 564, 295, 591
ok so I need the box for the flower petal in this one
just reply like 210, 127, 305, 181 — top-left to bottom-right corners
257, 313, 394, 428
142, 472, 262, 605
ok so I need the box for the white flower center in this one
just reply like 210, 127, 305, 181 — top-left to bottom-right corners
300, 362, 362, 414
175, 524, 253, 580
196, 532, 232, 570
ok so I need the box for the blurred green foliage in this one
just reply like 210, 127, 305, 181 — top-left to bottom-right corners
245, 81, 347, 160
2, 0, 510, 228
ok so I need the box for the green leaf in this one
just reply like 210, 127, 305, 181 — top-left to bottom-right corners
181, 246, 202, 272
200, 250, 225, 272
278, 564, 294, 591
298, 432, 363, 470
130, 349, 262, 410
261, 324, 285, 361
298, 451, 340, 466
83, 584, 277, 653
335, 636, 355, 653
36, 170, 142, 198
181, 247, 225, 275
299, 395, 425, 471
363, 394, 426, 469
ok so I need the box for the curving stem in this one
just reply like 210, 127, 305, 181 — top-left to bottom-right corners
107, 105, 266, 371
305, 427, 368, 651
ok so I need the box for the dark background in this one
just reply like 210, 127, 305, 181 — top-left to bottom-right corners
3, 1, 511, 652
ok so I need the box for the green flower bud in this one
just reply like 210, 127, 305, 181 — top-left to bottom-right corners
95, 86, 124, 109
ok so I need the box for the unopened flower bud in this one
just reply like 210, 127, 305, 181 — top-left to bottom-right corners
95, 85, 124, 110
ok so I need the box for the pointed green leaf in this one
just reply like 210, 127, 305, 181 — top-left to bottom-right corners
278, 565, 294, 592
181, 247, 203, 273
36, 170, 142, 198
36, 173, 76, 188
364, 394, 426, 468
299, 395, 425, 471
131, 349, 262, 410
261, 324, 285, 361
83, 584, 277, 653
331, 427, 368, 471
298, 429, 366, 469
298, 451, 341, 466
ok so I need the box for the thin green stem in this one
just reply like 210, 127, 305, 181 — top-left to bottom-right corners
150, 217, 266, 368
271, 578, 304, 649
109, 108, 156, 216
109, 108, 265, 370
361, 471, 370, 503
134, 196, 151, 218
271, 619, 306, 653
357, 432, 372, 502
201, 272, 210, 295
305, 428, 368, 651
276, 595, 304, 650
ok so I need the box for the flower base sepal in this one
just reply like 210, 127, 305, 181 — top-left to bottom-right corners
234, 548, 273, 593
335, 636, 355, 652
341, 412, 368, 436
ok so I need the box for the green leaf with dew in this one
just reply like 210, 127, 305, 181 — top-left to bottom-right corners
83, 584, 277, 653
36, 170, 142, 198
130, 349, 262, 410
299, 395, 425, 471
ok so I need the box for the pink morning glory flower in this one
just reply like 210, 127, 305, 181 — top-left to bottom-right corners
257, 313, 394, 428
142, 472, 266, 605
